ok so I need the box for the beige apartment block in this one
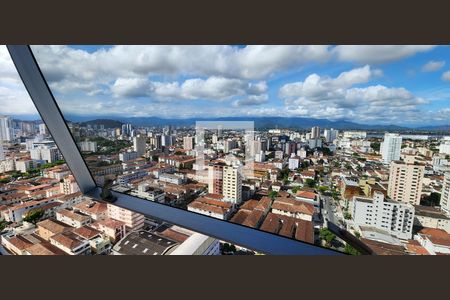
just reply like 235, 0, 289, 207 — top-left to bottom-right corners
388, 161, 424, 205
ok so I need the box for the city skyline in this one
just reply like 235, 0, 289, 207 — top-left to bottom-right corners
1, 45, 450, 127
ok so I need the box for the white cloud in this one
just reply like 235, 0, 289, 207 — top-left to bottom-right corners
233, 94, 269, 106
0, 46, 38, 115
111, 76, 268, 102
0, 86, 38, 115
0, 46, 23, 86
31, 45, 332, 87
280, 65, 376, 99
1, 45, 441, 124
279, 66, 428, 123
442, 71, 450, 82
333, 45, 435, 64
422, 60, 445, 72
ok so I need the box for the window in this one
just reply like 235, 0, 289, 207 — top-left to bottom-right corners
6, 44, 449, 255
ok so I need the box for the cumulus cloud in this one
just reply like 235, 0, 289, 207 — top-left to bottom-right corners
233, 94, 269, 106
0, 46, 38, 115
279, 66, 428, 123
442, 71, 450, 82
422, 60, 445, 72
280, 65, 377, 99
333, 45, 435, 64
0, 46, 23, 86
31, 45, 332, 86
111, 76, 268, 101
1, 45, 443, 124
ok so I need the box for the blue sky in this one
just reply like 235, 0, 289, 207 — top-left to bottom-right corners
1, 45, 449, 126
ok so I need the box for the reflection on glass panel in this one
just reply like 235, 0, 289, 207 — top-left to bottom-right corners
1, 45, 247, 256
29, 45, 450, 255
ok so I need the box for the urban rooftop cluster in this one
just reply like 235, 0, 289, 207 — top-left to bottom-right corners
2, 114, 450, 255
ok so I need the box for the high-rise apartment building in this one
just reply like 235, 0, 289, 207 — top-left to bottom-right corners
39, 123, 47, 136
0, 143, 4, 161
324, 128, 339, 143
311, 126, 320, 139
207, 163, 224, 194
30, 147, 61, 163
224, 139, 237, 154
353, 191, 415, 239
439, 141, 450, 155
161, 135, 169, 147
78, 140, 98, 152
212, 134, 218, 144
249, 140, 262, 157
133, 135, 147, 156
285, 141, 296, 156
60, 175, 81, 195
150, 134, 162, 149
0, 116, 13, 142
381, 133, 402, 164
388, 161, 424, 205
183, 136, 195, 150
121, 123, 133, 137
441, 172, 450, 214
222, 165, 242, 204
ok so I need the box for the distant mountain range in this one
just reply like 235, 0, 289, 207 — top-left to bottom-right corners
63, 115, 450, 132
79, 119, 124, 128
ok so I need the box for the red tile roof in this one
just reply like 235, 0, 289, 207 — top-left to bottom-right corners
296, 190, 316, 200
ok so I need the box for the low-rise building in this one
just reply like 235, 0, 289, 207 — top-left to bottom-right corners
50, 231, 91, 255
107, 203, 145, 232
73, 199, 108, 221
56, 209, 91, 228
187, 194, 234, 220
72, 225, 111, 254
130, 183, 165, 202
415, 228, 450, 255
91, 218, 126, 243
111, 230, 178, 255
271, 197, 315, 221
36, 218, 70, 241
414, 205, 450, 233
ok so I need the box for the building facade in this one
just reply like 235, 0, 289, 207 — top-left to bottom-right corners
381, 133, 402, 164
222, 165, 242, 204
388, 161, 424, 205
441, 172, 450, 214
353, 191, 415, 240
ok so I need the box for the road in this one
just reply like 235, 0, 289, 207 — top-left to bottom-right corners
322, 195, 343, 228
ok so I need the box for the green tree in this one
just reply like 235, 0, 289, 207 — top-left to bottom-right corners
318, 186, 328, 193
278, 167, 290, 180
304, 178, 316, 188
344, 244, 361, 255
291, 186, 300, 194
321, 147, 333, 156
23, 209, 45, 224
344, 211, 352, 220
0, 220, 8, 231
319, 228, 336, 247
0, 177, 11, 184
370, 142, 380, 152
421, 192, 441, 207
268, 190, 278, 199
